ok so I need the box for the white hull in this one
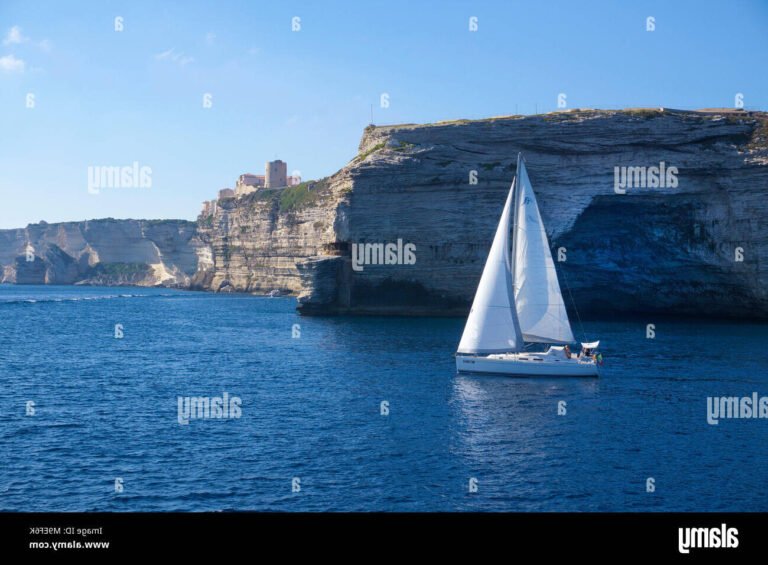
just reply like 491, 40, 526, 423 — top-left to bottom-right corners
456, 352, 599, 377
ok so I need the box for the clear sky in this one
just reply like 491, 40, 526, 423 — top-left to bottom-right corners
1, 0, 766, 228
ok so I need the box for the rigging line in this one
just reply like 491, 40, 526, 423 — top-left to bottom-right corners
560, 263, 588, 343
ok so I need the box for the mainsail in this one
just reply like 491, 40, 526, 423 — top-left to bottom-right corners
512, 156, 575, 344
456, 180, 523, 354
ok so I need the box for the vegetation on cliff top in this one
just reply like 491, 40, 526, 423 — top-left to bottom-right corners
238, 180, 328, 212
366, 108, 766, 135
279, 182, 320, 211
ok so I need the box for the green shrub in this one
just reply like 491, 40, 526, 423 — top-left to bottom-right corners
355, 142, 386, 161
279, 182, 319, 211
91, 262, 149, 275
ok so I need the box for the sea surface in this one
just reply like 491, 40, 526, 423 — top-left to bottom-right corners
1, 285, 766, 511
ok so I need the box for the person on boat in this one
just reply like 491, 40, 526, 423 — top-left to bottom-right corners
564, 345, 571, 359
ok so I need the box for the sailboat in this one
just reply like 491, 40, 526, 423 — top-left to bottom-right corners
455, 154, 600, 377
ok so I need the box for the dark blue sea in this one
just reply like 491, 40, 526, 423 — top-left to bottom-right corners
1, 285, 766, 511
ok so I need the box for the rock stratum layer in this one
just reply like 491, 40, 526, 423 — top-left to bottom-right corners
3, 108, 768, 319
0, 219, 203, 286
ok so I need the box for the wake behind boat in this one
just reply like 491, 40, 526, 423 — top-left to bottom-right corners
456, 154, 601, 377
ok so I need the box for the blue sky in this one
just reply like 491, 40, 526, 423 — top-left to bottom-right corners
1, 0, 766, 228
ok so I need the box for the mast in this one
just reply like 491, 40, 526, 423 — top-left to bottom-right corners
508, 153, 524, 348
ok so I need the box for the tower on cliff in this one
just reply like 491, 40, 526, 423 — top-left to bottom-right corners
265, 160, 288, 188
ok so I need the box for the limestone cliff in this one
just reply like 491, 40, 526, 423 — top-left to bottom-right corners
0, 219, 203, 287
197, 108, 768, 319
190, 180, 346, 294
4, 108, 767, 320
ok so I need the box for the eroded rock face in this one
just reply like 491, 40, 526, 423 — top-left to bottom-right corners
190, 181, 348, 295
281, 108, 767, 318
0, 219, 203, 286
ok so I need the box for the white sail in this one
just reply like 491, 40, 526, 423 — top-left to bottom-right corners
512, 156, 575, 344
457, 181, 523, 354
